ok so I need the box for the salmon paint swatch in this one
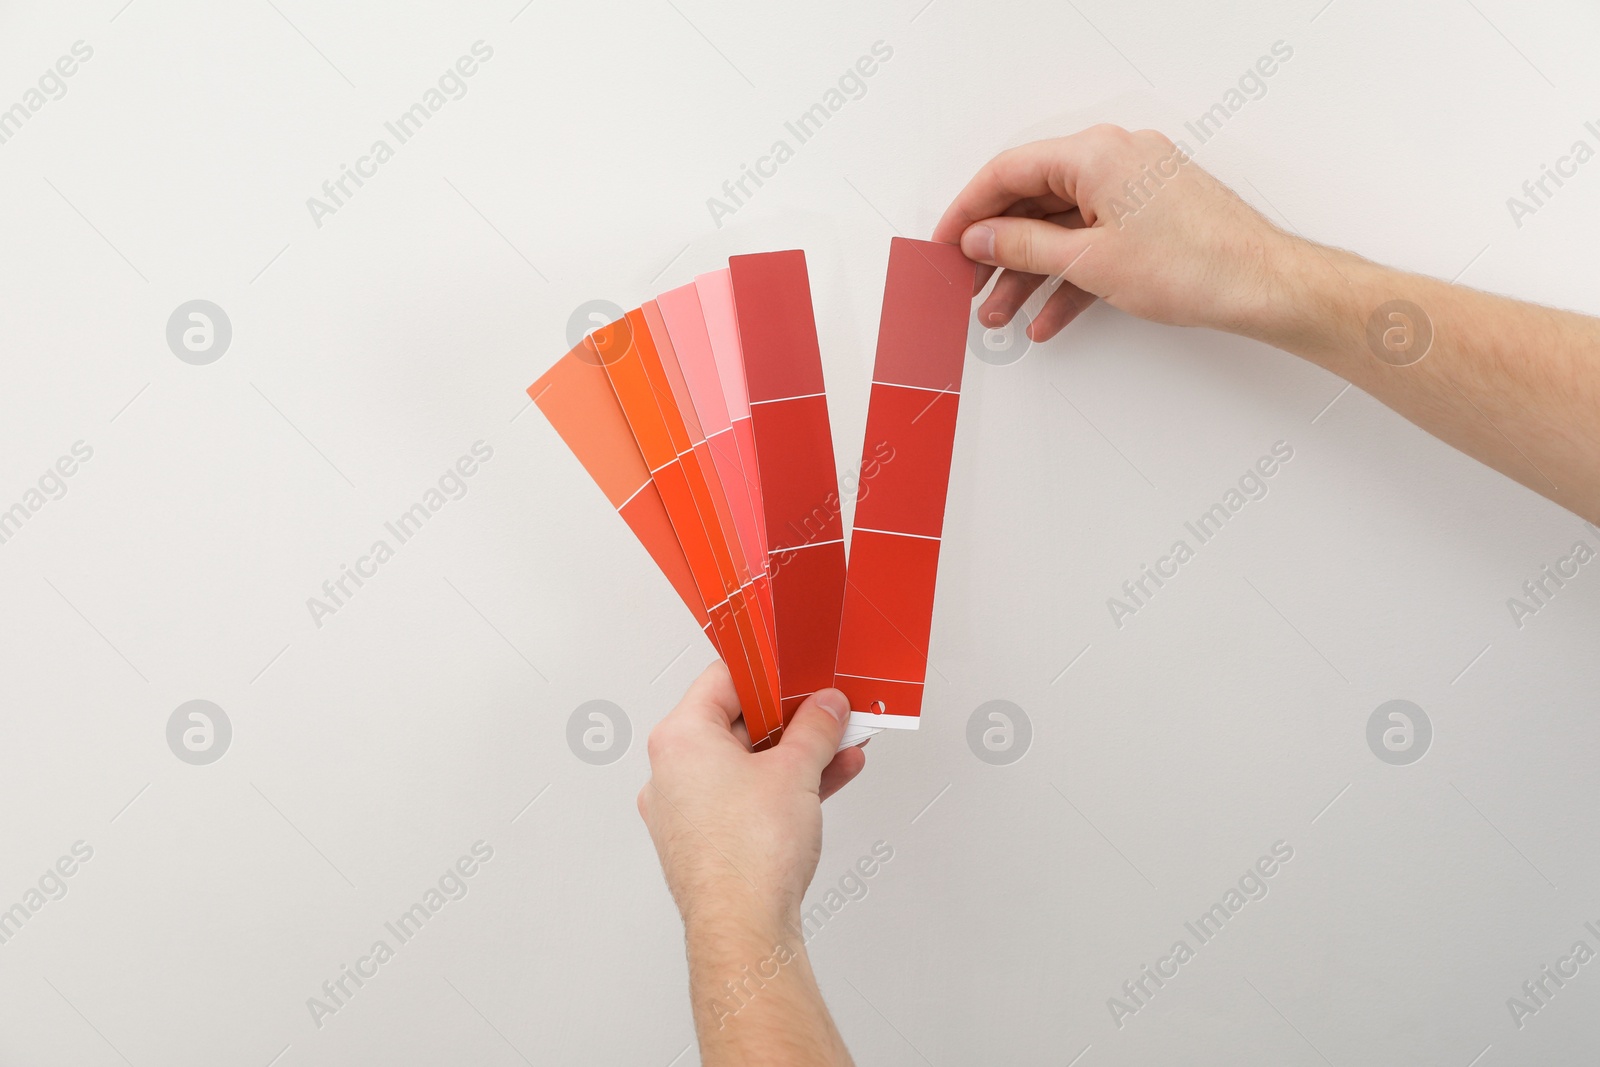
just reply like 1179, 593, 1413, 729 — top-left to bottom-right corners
694, 270, 772, 627
655, 283, 776, 650
528, 341, 708, 632
530, 240, 972, 750
835, 238, 976, 729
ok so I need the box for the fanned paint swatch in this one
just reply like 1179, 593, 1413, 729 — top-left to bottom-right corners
529, 241, 973, 749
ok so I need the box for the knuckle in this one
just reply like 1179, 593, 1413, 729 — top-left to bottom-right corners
645, 724, 675, 764
770, 740, 814, 774
1136, 128, 1175, 150
1095, 123, 1137, 150
991, 144, 1029, 186
1010, 224, 1040, 272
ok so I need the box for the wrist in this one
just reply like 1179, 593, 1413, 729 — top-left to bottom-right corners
686, 908, 842, 1065
684, 903, 811, 1018
1230, 234, 1367, 363
1221, 231, 1313, 342
683, 888, 802, 950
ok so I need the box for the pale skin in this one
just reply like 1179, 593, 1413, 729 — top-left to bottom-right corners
638, 125, 1600, 1066
637, 667, 862, 1065
941, 125, 1600, 525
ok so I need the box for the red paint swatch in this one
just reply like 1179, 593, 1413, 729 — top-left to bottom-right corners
834, 238, 975, 729
729, 250, 848, 732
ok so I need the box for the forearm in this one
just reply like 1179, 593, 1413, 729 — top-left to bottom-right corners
685, 907, 853, 1066
640, 672, 862, 1066
1248, 240, 1600, 523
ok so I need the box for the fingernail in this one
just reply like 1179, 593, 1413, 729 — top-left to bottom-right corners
985, 308, 1009, 326
854, 738, 871, 748
963, 224, 996, 262
815, 690, 849, 723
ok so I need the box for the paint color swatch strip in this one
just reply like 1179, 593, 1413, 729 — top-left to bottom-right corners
528, 344, 710, 633
835, 238, 976, 729
728, 250, 848, 730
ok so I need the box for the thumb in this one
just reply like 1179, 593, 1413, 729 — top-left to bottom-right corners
774, 688, 851, 779
962, 217, 1095, 282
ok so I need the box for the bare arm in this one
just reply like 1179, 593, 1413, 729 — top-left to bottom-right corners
683, 909, 850, 1065
638, 664, 861, 1066
1257, 246, 1600, 522
932, 125, 1600, 524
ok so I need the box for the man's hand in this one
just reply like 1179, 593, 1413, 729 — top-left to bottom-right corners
936, 125, 1600, 523
932, 123, 1295, 339
638, 662, 866, 927
639, 662, 863, 1065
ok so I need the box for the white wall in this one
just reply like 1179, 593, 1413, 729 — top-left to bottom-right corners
2, 0, 1598, 1063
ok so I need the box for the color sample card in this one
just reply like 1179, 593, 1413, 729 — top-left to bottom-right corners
529, 239, 970, 751
528, 341, 710, 632
835, 238, 976, 729
729, 250, 848, 729
694, 270, 770, 564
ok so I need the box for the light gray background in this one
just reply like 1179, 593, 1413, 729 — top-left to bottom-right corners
2, 0, 1598, 1063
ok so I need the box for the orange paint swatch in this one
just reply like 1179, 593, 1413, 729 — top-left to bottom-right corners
528, 339, 707, 632
596, 311, 783, 745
